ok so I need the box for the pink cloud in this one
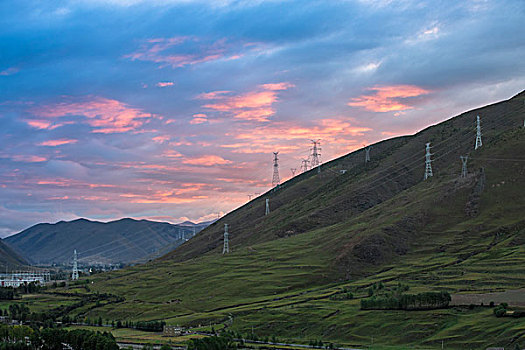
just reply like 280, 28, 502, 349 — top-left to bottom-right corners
156, 81, 174, 87
125, 36, 227, 68
31, 96, 152, 133
348, 85, 430, 112
260, 82, 295, 91
152, 135, 170, 143
190, 113, 208, 124
182, 155, 232, 166
161, 150, 183, 158
199, 82, 294, 122
12, 155, 47, 163
125, 37, 269, 69
25, 119, 72, 130
195, 91, 231, 100
220, 118, 371, 156
0, 67, 19, 76
38, 139, 77, 147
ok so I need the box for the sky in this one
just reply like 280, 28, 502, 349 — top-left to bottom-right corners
1, 0, 524, 236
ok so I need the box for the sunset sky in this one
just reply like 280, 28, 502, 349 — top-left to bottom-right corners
1, 0, 524, 236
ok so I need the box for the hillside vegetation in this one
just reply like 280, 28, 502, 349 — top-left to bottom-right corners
80, 91, 524, 349
5, 218, 209, 265
0, 239, 28, 270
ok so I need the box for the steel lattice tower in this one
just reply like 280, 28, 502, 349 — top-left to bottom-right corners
460, 156, 468, 178
424, 142, 433, 180
265, 198, 270, 215
310, 140, 321, 169
300, 159, 309, 173
475, 115, 483, 150
72, 249, 79, 280
272, 152, 280, 187
365, 146, 371, 163
222, 224, 229, 254
290, 168, 297, 177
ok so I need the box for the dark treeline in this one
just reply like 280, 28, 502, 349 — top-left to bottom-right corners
133, 320, 165, 332
187, 334, 237, 350
0, 284, 44, 301
361, 291, 451, 310
0, 324, 118, 350
40, 328, 118, 350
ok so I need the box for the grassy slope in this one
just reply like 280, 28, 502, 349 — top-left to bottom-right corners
0, 239, 28, 270
82, 91, 525, 349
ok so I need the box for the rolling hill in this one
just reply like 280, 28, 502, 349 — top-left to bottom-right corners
4, 218, 209, 265
0, 239, 28, 270
66, 91, 524, 348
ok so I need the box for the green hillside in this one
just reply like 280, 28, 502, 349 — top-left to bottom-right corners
0, 239, 28, 270
80, 91, 524, 349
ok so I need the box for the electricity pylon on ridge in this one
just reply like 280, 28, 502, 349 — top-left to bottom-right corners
424, 142, 433, 180
272, 152, 280, 187
310, 140, 321, 169
300, 159, 309, 173
475, 115, 482, 150
460, 156, 468, 178
222, 224, 229, 254
290, 168, 297, 177
365, 146, 371, 163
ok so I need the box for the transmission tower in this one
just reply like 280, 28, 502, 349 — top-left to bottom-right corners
424, 142, 433, 180
265, 198, 270, 215
72, 249, 79, 280
460, 156, 468, 178
475, 115, 482, 150
365, 146, 371, 163
290, 168, 297, 177
248, 194, 253, 201
310, 140, 321, 169
222, 224, 229, 254
300, 159, 309, 173
272, 152, 280, 187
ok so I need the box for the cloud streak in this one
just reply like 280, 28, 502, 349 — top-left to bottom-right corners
30, 96, 153, 133
348, 85, 431, 112
200, 83, 294, 122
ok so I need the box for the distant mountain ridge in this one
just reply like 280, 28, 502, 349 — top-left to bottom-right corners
4, 218, 211, 265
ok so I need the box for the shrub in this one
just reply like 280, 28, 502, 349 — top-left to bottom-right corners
493, 306, 506, 317
361, 291, 451, 310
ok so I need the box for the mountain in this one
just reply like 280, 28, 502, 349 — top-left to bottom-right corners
4, 218, 210, 265
83, 91, 524, 348
0, 239, 28, 270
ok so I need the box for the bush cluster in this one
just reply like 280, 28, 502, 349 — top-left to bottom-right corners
361, 291, 451, 310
